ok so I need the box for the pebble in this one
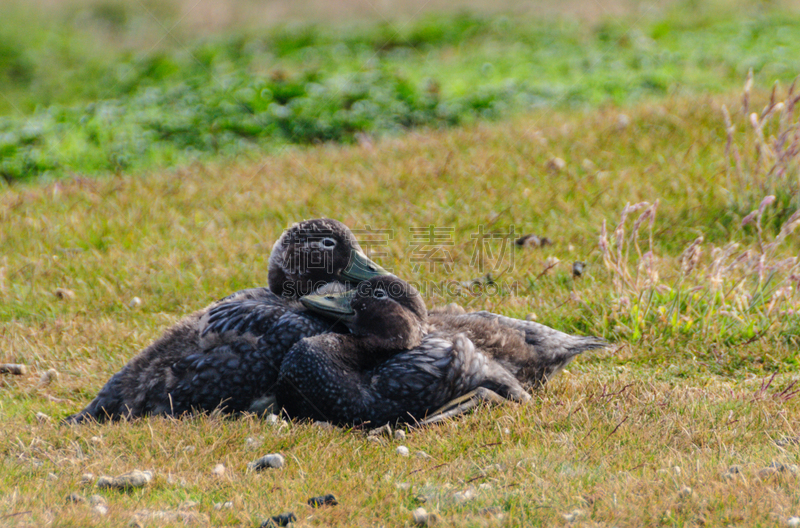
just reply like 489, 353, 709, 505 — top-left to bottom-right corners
264, 414, 287, 427
132, 509, 208, 526
129, 297, 143, 308
248, 453, 285, 471
788, 517, 800, 527
0, 363, 27, 375
213, 502, 233, 510
93, 504, 109, 516
39, 368, 59, 386
307, 494, 338, 507
88, 495, 106, 506
616, 113, 631, 130
479, 507, 505, 520
546, 157, 566, 172
313, 420, 334, 430
369, 424, 393, 438
678, 486, 693, 499
394, 429, 406, 441
211, 464, 225, 477
245, 437, 262, 449
97, 470, 153, 490
758, 467, 777, 479
65, 492, 85, 503
54, 288, 75, 300
563, 509, 584, 522
396, 446, 410, 457
452, 489, 476, 503
572, 261, 586, 278
261, 512, 296, 527
413, 507, 438, 526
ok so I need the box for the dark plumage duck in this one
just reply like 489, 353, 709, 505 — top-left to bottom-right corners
64, 219, 389, 423
275, 276, 532, 426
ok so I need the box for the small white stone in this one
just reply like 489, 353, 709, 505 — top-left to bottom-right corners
88, 495, 106, 506
453, 489, 476, 503
213, 501, 233, 511
248, 453, 284, 470
394, 430, 406, 441
39, 368, 59, 386
80, 473, 94, 485
563, 509, 584, 522
672, 466, 681, 475
396, 446, 410, 457
245, 437, 262, 449
90, 436, 102, 444
212, 464, 225, 477
616, 113, 631, 130
787, 516, 800, 527
413, 507, 437, 525
547, 157, 566, 172
678, 486, 693, 499
92, 504, 108, 516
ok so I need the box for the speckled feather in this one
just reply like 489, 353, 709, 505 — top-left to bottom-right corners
63, 219, 374, 423
429, 311, 608, 388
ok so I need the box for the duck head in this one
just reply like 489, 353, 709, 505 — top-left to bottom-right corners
300, 276, 428, 351
268, 219, 390, 299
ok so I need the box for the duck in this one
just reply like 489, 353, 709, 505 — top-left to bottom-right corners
64, 218, 389, 423
275, 276, 608, 426
274, 275, 534, 426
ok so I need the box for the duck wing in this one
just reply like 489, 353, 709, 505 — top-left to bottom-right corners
429, 311, 607, 387
276, 333, 527, 426
63, 289, 341, 423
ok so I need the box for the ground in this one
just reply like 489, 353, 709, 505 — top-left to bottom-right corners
1, 1, 800, 526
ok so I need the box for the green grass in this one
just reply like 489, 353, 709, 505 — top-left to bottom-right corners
3, 3, 800, 181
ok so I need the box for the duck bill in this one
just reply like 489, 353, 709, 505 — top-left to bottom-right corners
341, 249, 390, 282
300, 290, 357, 322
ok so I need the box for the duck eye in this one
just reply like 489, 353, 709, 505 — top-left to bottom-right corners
373, 289, 387, 299
321, 237, 337, 249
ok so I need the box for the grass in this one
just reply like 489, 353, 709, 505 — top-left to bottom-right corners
3, 88, 800, 525
4, 2, 800, 181
3, 1, 800, 526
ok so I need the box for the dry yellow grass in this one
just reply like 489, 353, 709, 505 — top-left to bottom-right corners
2, 93, 800, 526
